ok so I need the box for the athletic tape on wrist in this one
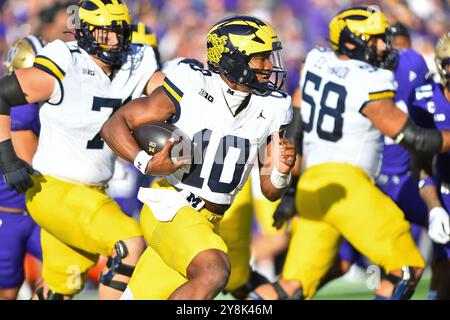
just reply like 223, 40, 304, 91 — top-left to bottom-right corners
134, 150, 153, 174
270, 167, 292, 189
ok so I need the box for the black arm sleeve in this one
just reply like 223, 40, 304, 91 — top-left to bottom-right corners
285, 107, 304, 156
410, 152, 434, 182
394, 118, 443, 155
0, 73, 28, 115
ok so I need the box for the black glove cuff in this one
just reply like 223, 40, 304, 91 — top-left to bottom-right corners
285, 174, 299, 196
0, 139, 20, 172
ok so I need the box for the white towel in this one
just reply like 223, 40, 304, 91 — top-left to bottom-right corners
137, 187, 189, 222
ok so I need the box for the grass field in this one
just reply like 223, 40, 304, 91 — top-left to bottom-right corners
73, 267, 432, 300
313, 268, 432, 300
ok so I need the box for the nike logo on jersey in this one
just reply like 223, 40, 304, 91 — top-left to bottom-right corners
409, 71, 417, 82
199, 88, 214, 103
257, 110, 266, 120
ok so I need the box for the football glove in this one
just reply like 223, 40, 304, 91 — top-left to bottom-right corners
272, 175, 298, 230
0, 139, 38, 193
428, 207, 450, 244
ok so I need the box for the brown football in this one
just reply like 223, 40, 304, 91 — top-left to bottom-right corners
132, 122, 194, 163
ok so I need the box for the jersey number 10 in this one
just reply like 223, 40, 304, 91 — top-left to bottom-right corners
181, 129, 250, 194
302, 71, 347, 142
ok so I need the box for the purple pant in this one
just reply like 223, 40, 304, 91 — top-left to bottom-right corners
0, 210, 42, 289
376, 173, 428, 226
339, 172, 428, 264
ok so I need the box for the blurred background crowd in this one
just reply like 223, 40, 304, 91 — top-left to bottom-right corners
0, 0, 449, 94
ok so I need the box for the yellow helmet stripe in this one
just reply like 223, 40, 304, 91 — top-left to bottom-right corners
79, 0, 131, 26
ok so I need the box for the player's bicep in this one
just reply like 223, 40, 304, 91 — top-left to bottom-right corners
121, 86, 177, 130
144, 70, 165, 96
361, 98, 408, 138
15, 67, 55, 103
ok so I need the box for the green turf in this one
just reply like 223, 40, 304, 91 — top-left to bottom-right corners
302, 269, 431, 300
75, 268, 433, 300
215, 268, 433, 300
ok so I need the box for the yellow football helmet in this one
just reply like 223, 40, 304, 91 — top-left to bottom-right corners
131, 22, 158, 48
329, 6, 390, 66
4, 35, 46, 73
435, 33, 450, 89
131, 22, 161, 68
206, 15, 286, 96
75, 0, 132, 66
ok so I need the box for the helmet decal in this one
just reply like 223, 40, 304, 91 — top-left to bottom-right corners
207, 34, 229, 64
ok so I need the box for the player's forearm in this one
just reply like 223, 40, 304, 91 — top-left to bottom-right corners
11, 130, 38, 164
0, 116, 12, 142
418, 173, 442, 211
420, 185, 442, 211
260, 173, 289, 202
285, 107, 303, 160
101, 108, 142, 163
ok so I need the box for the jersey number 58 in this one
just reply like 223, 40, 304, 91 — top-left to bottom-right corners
302, 71, 347, 142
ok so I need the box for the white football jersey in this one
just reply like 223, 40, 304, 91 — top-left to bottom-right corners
163, 62, 292, 205
300, 47, 397, 178
32, 40, 158, 185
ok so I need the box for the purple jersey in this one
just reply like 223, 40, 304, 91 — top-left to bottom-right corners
381, 49, 429, 175
411, 79, 450, 259
411, 79, 450, 182
0, 103, 40, 210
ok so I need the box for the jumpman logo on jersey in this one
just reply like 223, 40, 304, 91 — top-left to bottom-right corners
257, 110, 266, 120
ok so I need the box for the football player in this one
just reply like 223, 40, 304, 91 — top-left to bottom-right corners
389, 22, 411, 50
249, 6, 450, 300
131, 21, 161, 70
0, 35, 45, 300
0, 0, 163, 300
88, 21, 165, 287
410, 33, 450, 299
101, 15, 295, 299
329, 23, 431, 296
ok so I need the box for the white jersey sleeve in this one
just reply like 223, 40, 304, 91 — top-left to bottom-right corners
355, 67, 397, 112
272, 95, 293, 136
162, 57, 185, 74
33, 39, 71, 104
161, 61, 204, 122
